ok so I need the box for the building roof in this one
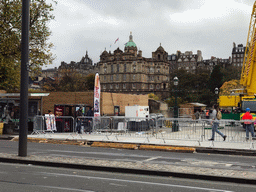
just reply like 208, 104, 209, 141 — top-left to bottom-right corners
189, 102, 207, 107
125, 32, 137, 48
156, 44, 165, 52
0, 93, 50, 97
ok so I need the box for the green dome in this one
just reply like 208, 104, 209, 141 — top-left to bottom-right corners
125, 41, 136, 47
125, 32, 137, 48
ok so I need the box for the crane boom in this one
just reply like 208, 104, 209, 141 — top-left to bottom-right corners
220, 1, 256, 113
240, 1, 256, 95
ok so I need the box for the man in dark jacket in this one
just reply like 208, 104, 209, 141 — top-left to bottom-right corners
86, 107, 94, 117
86, 107, 94, 133
242, 108, 255, 140
76, 106, 83, 134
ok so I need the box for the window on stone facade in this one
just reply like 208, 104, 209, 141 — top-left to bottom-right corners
133, 75, 135, 80
104, 68, 107, 73
111, 75, 113, 81
157, 68, 160, 73
124, 64, 126, 72
150, 84, 153, 89
110, 84, 113, 89
117, 64, 119, 72
103, 85, 106, 89
104, 76, 106, 80
133, 65, 136, 72
111, 65, 113, 73
150, 67, 154, 73
116, 84, 119, 89
151, 76, 154, 81
116, 74, 119, 81
123, 84, 126, 89
156, 84, 160, 89
123, 74, 126, 81
158, 76, 160, 80
132, 84, 136, 89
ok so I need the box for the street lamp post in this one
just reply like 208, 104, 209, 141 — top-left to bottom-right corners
215, 87, 219, 104
173, 76, 179, 132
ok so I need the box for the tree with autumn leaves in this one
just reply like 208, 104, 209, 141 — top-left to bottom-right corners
0, 0, 56, 91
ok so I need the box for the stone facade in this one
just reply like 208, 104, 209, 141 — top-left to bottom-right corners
41, 51, 99, 78
176, 50, 203, 74
99, 32, 170, 99
197, 56, 231, 73
232, 43, 245, 68
169, 51, 231, 74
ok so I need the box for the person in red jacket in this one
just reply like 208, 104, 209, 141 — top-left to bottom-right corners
242, 108, 255, 140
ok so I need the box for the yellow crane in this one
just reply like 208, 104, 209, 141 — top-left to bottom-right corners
219, 1, 256, 113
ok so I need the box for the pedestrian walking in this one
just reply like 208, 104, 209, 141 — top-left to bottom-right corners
76, 106, 83, 134
242, 108, 256, 141
208, 104, 227, 141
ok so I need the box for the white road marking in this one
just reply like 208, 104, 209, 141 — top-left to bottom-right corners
35, 185, 94, 192
40, 172, 234, 192
144, 156, 161, 162
109, 183, 127, 187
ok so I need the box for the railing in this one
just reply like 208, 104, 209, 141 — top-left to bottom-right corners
32, 116, 256, 147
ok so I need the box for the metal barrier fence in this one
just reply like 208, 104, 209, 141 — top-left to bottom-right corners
156, 118, 204, 144
157, 118, 256, 144
32, 115, 45, 134
32, 116, 75, 134
32, 116, 256, 145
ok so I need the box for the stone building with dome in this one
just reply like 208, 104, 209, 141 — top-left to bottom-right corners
99, 32, 170, 99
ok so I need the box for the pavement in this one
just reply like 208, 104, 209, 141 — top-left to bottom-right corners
1, 132, 256, 185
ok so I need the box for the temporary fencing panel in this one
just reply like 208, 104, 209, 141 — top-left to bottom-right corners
156, 118, 204, 143
32, 116, 45, 134
31, 116, 256, 146
55, 116, 74, 132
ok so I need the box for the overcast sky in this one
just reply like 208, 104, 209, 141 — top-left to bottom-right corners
45, 0, 256, 69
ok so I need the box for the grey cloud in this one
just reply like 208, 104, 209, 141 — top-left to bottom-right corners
46, 0, 254, 68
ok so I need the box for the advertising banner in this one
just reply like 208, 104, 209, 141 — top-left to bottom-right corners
45, 114, 56, 131
94, 73, 100, 117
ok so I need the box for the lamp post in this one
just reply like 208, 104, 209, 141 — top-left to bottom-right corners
19, 0, 30, 157
173, 76, 179, 132
215, 87, 219, 104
